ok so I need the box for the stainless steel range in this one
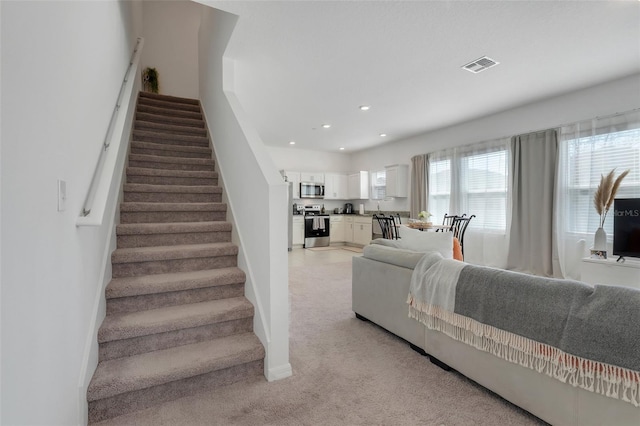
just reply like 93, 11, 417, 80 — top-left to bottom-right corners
303, 205, 330, 248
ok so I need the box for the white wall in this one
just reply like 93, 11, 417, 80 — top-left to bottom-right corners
267, 146, 352, 173
351, 73, 640, 212
0, 1, 141, 424
199, 5, 291, 381
141, 0, 201, 99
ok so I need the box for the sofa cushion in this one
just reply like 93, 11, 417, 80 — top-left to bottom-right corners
363, 244, 432, 270
398, 226, 454, 259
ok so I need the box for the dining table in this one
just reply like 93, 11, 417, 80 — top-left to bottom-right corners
404, 222, 451, 231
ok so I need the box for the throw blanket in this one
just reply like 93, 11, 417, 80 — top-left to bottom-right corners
407, 253, 640, 408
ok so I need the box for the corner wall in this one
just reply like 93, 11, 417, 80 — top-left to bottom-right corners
0, 1, 141, 424
141, 0, 201, 99
198, 6, 291, 381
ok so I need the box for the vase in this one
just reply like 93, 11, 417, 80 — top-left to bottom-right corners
593, 227, 607, 251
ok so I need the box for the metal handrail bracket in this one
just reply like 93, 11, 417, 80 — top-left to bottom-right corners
77, 37, 144, 226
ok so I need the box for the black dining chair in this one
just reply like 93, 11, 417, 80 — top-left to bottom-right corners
436, 213, 464, 232
450, 215, 475, 258
374, 214, 399, 240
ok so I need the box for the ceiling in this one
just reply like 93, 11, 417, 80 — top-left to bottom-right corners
204, 1, 640, 153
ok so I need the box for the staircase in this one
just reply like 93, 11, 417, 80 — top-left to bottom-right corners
87, 92, 265, 423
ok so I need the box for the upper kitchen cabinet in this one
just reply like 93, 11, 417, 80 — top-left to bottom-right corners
283, 171, 301, 199
348, 171, 369, 199
385, 164, 408, 198
324, 173, 348, 200
300, 172, 324, 183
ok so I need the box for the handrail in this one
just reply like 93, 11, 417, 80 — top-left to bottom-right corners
80, 37, 143, 217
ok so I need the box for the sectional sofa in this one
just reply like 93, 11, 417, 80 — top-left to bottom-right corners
352, 240, 640, 426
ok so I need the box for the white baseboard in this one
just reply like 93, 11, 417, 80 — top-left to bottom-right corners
267, 363, 293, 382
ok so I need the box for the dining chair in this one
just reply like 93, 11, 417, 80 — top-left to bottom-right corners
450, 215, 475, 258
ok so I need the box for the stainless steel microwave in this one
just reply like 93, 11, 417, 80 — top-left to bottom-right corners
300, 182, 324, 199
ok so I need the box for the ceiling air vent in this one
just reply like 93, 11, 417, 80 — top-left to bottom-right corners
462, 56, 499, 73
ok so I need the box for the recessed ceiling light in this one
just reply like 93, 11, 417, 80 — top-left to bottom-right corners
339, 147, 345, 150
289, 141, 296, 145
379, 133, 387, 137
359, 105, 371, 111
322, 124, 331, 129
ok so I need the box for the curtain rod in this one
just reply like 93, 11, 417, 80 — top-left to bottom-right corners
506, 107, 640, 139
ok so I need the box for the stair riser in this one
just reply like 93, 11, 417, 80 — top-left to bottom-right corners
138, 105, 202, 120
126, 175, 217, 186
128, 160, 213, 172
120, 211, 226, 223
136, 112, 204, 128
135, 121, 207, 137
99, 317, 253, 361
117, 230, 231, 248
123, 192, 222, 203
133, 133, 209, 148
112, 256, 237, 278
130, 147, 211, 159
88, 360, 263, 423
138, 97, 201, 113
107, 283, 245, 315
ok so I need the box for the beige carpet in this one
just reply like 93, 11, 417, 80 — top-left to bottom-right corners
341, 246, 363, 253
97, 254, 546, 425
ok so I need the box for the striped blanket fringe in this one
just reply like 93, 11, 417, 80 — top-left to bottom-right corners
407, 297, 640, 408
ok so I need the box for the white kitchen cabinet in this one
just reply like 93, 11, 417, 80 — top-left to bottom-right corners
324, 173, 348, 200
330, 216, 345, 243
344, 216, 354, 243
300, 172, 324, 183
292, 216, 305, 246
348, 171, 369, 199
385, 164, 409, 198
353, 216, 373, 246
284, 171, 301, 199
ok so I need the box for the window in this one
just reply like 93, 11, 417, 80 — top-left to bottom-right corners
427, 158, 451, 224
560, 127, 640, 237
459, 149, 508, 230
370, 169, 386, 200
428, 139, 509, 231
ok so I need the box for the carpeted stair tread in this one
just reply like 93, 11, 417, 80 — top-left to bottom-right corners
138, 97, 202, 113
126, 167, 217, 179
128, 153, 214, 166
131, 141, 212, 157
106, 267, 246, 299
111, 242, 238, 264
135, 120, 207, 137
123, 183, 222, 194
116, 221, 231, 236
98, 297, 254, 343
137, 104, 202, 120
136, 112, 205, 128
139, 91, 200, 105
87, 332, 264, 401
120, 202, 226, 213
132, 129, 209, 146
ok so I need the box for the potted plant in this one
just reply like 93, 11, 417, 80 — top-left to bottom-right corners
592, 168, 629, 252
418, 210, 432, 223
142, 67, 159, 93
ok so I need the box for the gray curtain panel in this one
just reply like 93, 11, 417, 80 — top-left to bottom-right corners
507, 130, 558, 276
410, 154, 428, 219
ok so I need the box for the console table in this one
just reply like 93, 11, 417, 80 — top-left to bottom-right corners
580, 257, 640, 289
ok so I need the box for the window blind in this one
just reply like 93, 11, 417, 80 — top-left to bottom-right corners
562, 128, 640, 236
